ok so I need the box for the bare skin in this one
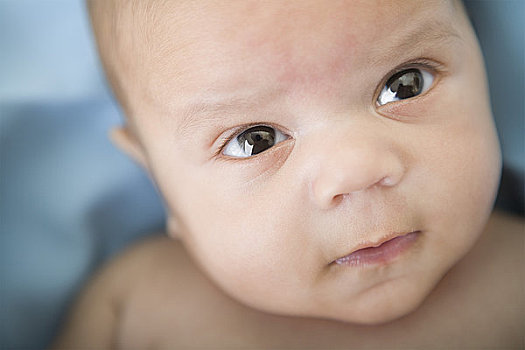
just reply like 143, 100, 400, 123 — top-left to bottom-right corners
51, 210, 523, 349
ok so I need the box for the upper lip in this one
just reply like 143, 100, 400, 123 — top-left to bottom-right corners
332, 230, 419, 263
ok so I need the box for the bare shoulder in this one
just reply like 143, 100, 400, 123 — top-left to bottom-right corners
106, 235, 235, 348
488, 210, 524, 304
50, 234, 187, 349
489, 209, 525, 233
485, 210, 524, 258
93, 234, 199, 308
112, 234, 205, 292
475, 210, 524, 290
76, 234, 187, 300
476, 210, 524, 343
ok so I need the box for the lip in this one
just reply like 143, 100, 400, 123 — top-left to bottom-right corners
333, 231, 421, 267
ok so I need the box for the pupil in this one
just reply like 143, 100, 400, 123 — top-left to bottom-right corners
387, 68, 422, 99
238, 126, 276, 156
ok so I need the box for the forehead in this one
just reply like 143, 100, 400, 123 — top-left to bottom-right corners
123, 0, 460, 113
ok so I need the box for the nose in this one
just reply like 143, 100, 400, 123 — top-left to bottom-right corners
310, 131, 405, 209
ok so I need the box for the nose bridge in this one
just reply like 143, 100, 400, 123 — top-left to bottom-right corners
309, 124, 405, 209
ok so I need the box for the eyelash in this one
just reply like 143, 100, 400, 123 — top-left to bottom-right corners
216, 58, 447, 158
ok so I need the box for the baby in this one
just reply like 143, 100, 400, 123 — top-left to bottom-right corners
52, 0, 524, 348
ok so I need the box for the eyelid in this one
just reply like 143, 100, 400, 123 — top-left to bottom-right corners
373, 58, 447, 106
214, 122, 292, 159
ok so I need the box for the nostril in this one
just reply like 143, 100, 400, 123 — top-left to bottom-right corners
332, 194, 346, 206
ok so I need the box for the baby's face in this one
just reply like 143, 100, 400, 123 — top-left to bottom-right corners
109, 0, 501, 324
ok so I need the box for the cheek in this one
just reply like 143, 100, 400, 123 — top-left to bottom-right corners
407, 35, 502, 252
181, 199, 311, 311
433, 119, 499, 211
412, 101, 501, 257
163, 166, 302, 293
162, 158, 324, 313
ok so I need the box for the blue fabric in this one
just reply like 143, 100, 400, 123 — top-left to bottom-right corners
0, 1, 523, 349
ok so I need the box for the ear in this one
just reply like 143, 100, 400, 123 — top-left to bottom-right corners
110, 126, 148, 169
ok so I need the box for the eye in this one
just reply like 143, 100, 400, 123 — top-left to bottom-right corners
222, 125, 288, 158
377, 68, 434, 106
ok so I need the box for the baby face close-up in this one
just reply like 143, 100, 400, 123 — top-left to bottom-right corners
94, 0, 502, 324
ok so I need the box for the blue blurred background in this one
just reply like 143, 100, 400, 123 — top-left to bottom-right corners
0, 2, 166, 349
0, 1, 523, 349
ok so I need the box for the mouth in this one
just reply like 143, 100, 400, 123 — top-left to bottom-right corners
333, 231, 421, 267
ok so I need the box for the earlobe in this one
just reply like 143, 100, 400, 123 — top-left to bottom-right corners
110, 127, 148, 169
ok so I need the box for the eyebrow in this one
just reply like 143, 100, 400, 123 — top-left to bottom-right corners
172, 19, 463, 136
368, 19, 463, 67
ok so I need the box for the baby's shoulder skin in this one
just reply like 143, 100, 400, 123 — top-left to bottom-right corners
481, 210, 524, 275
50, 235, 186, 349
51, 235, 250, 349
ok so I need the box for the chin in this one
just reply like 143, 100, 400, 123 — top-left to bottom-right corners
337, 301, 422, 326
324, 281, 432, 326
327, 301, 422, 326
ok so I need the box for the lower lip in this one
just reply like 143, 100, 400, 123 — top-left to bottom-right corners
334, 231, 421, 267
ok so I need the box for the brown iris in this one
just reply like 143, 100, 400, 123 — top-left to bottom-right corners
385, 68, 423, 99
237, 126, 276, 156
